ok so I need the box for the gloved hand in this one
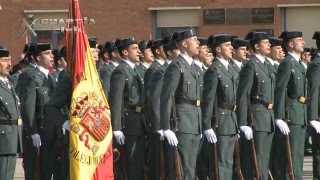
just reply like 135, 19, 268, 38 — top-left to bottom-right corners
163, 129, 178, 146
275, 119, 290, 135
31, 134, 41, 148
62, 128, 66, 135
157, 130, 164, 141
204, 129, 217, 143
62, 120, 70, 131
240, 126, 253, 140
113, 131, 125, 145
310, 120, 320, 134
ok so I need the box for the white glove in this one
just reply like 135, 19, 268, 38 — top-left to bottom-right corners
275, 119, 290, 135
62, 120, 70, 131
240, 126, 253, 140
157, 130, 164, 141
62, 128, 66, 135
204, 129, 217, 143
113, 131, 125, 145
310, 120, 320, 134
31, 134, 41, 147
163, 129, 178, 146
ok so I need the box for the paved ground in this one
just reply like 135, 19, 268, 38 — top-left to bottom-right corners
14, 156, 314, 179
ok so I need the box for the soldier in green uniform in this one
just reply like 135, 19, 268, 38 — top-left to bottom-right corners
109, 38, 147, 180
236, 32, 275, 179
230, 38, 249, 84
148, 37, 180, 180
99, 40, 121, 99
307, 31, 320, 179
301, 48, 312, 69
51, 48, 67, 82
160, 29, 201, 179
136, 40, 154, 77
20, 43, 57, 180
266, 37, 283, 73
144, 37, 170, 180
0, 47, 23, 180
202, 34, 238, 179
273, 31, 307, 180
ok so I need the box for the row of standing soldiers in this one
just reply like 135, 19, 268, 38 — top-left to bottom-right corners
0, 28, 320, 180
101, 29, 320, 180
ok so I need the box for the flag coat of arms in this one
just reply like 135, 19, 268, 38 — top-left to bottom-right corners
66, 0, 113, 179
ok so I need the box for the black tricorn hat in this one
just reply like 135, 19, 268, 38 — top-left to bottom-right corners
279, 31, 302, 40
171, 32, 179, 41
117, 37, 137, 49
88, 37, 97, 48
303, 48, 311, 53
35, 43, 51, 53
269, 37, 283, 47
232, 38, 249, 49
151, 39, 163, 48
0, 47, 9, 58
162, 37, 171, 45
138, 40, 152, 52
175, 29, 196, 41
244, 32, 254, 40
114, 39, 121, 48
251, 32, 269, 41
104, 41, 114, 50
208, 34, 230, 47
198, 37, 208, 46
23, 43, 37, 54
312, 31, 320, 41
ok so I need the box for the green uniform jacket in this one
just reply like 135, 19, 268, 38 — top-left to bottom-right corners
0, 80, 23, 154
274, 54, 307, 125
100, 62, 117, 99
45, 70, 72, 129
136, 63, 148, 78
149, 62, 169, 132
307, 58, 320, 121
236, 56, 275, 132
109, 60, 147, 136
160, 55, 202, 134
16, 64, 37, 97
20, 68, 56, 138
144, 60, 162, 103
202, 60, 238, 135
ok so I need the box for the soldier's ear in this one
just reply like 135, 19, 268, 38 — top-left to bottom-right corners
216, 46, 221, 53
122, 49, 128, 56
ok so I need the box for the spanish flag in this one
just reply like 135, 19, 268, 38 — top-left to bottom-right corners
66, 0, 113, 179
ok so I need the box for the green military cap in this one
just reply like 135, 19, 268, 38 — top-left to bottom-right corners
88, 37, 98, 48
208, 34, 231, 47
269, 37, 283, 47
279, 31, 302, 40
251, 32, 269, 41
35, 43, 51, 53
197, 37, 208, 46
138, 40, 152, 52
117, 37, 137, 49
232, 38, 249, 49
0, 47, 9, 58
175, 29, 196, 41
312, 31, 320, 41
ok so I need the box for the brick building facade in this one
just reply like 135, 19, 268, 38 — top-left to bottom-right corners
0, 0, 319, 64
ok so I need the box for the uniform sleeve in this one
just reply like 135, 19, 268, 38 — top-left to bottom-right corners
236, 62, 255, 127
102, 68, 112, 100
149, 69, 165, 130
109, 67, 126, 131
274, 59, 292, 119
160, 63, 181, 130
307, 64, 320, 121
45, 73, 72, 127
202, 67, 218, 130
21, 73, 38, 136
144, 67, 157, 102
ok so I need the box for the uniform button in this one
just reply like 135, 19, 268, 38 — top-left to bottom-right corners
44, 92, 47, 94
262, 80, 265, 83
1, 131, 4, 134
256, 108, 259, 110
181, 108, 184, 111
225, 85, 228, 87
5, 102, 8, 105
222, 112, 225, 114
297, 77, 300, 80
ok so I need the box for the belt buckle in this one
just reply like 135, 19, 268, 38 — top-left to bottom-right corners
298, 96, 306, 104
233, 105, 237, 112
18, 118, 22, 126
135, 106, 142, 113
196, 100, 201, 107
267, 103, 273, 110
